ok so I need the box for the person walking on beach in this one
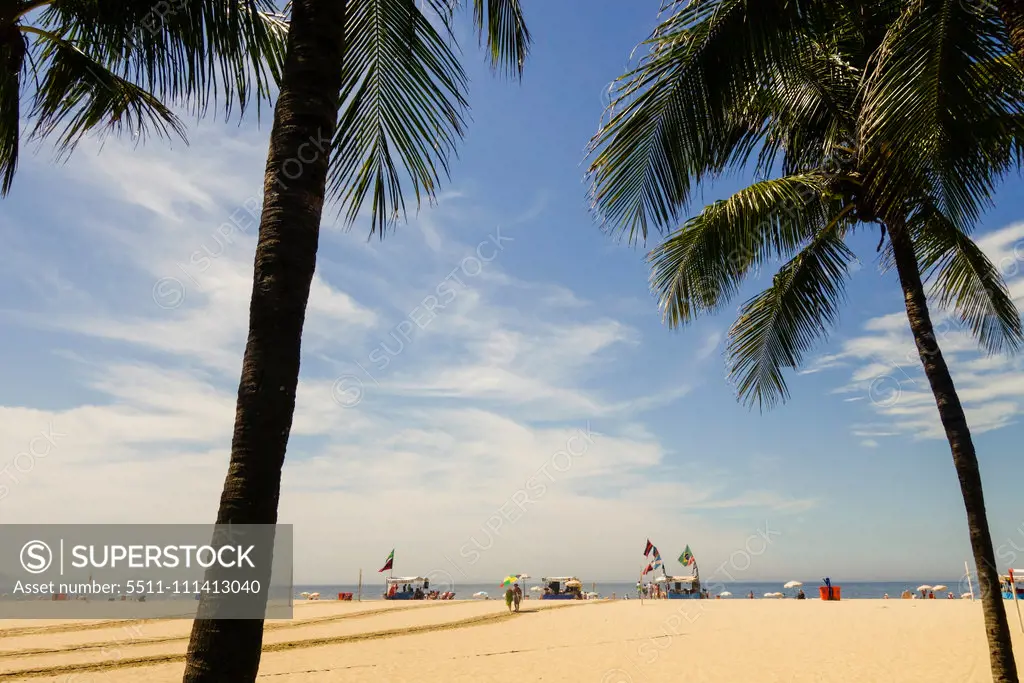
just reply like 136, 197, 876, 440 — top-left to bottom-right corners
504, 587, 514, 613
513, 583, 522, 612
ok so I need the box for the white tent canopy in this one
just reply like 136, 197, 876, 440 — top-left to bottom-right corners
386, 576, 426, 584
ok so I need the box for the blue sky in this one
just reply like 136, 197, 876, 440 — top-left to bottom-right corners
1, 1, 1023, 585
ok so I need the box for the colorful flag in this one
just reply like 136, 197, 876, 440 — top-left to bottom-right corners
642, 563, 653, 575
644, 539, 654, 557
378, 549, 394, 573
679, 545, 694, 567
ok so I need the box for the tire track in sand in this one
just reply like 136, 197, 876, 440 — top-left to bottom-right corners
0, 601, 600, 679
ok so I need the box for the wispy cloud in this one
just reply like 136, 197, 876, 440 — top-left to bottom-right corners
0, 128, 812, 581
807, 222, 1024, 442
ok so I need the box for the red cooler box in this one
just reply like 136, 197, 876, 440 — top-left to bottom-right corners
818, 586, 842, 600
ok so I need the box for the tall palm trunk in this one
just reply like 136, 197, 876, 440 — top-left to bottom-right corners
181, 1, 345, 680
888, 218, 1019, 683
1000, 0, 1024, 60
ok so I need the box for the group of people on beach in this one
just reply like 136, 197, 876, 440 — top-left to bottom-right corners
886, 590, 955, 599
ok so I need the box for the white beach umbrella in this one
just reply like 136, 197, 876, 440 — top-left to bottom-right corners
932, 584, 948, 591
719, 591, 732, 597
917, 585, 932, 592
763, 592, 776, 598
961, 593, 972, 599
784, 581, 803, 589
473, 591, 489, 599
299, 592, 310, 598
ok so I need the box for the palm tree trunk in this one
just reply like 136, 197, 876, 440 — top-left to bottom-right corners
1000, 0, 1024, 60
888, 218, 1019, 683
181, 1, 345, 681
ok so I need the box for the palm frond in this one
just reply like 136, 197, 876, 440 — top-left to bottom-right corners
0, 34, 24, 195
649, 173, 843, 328
726, 226, 855, 411
913, 206, 1024, 354
859, 0, 1024, 227
327, 0, 468, 237
585, 0, 841, 244
471, 0, 530, 78
37, 0, 288, 122
25, 28, 186, 162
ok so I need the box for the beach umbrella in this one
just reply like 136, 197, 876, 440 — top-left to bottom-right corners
784, 581, 803, 588
763, 592, 776, 598
473, 591, 489, 599
299, 592, 310, 598
500, 575, 518, 588
917, 585, 932, 592
932, 584, 948, 591
719, 591, 732, 597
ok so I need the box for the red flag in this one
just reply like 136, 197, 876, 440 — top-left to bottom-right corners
378, 549, 394, 573
642, 563, 653, 575
644, 539, 653, 557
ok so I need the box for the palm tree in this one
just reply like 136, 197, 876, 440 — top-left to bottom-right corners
1000, 0, 1024, 58
0, 0, 287, 195
181, 1, 529, 681
587, 1, 1023, 681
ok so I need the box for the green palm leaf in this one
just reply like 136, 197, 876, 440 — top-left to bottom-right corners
0, 45, 22, 195
859, 0, 1024, 227
472, 0, 530, 77
36, 0, 288, 120
328, 0, 531, 236
26, 29, 186, 160
649, 173, 841, 327
726, 226, 855, 411
586, 0, 839, 244
328, 0, 468, 236
912, 206, 1024, 354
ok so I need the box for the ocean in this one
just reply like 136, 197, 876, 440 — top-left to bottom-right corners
294, 579, 972, 601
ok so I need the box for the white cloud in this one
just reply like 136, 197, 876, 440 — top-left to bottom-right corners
0, 127, 815, 582
809, 222, 1024, 442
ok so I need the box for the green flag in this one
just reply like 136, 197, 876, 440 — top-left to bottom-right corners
679, 545, 694, 566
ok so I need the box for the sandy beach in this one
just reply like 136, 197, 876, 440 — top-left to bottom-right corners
0, 598, 1021, 681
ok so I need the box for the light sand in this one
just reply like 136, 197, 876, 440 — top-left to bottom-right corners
1, 598, 1022, 681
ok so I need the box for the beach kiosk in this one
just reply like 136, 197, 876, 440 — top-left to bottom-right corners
384, 576, 429, 600
1001, 572, 1024, 600
540, 577, 583, 600
656, 575, 701, 599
